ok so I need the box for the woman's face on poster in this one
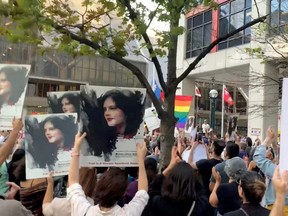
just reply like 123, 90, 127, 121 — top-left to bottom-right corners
0, 72, 11, 96
44, 121, 64, 144
61, 97, 76, 113
103, 97, 126, 127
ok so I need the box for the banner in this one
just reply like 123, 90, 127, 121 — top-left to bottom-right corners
80, 85, 146, 167
175, 95, 193, 128
25, 113, 78, 179
280, 78, 288, 171
0, 64, 30, 130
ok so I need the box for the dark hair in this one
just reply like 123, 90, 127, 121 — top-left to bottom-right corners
0, 66, 28, 108
79, 167, 97, 199
228, 116, 238, 137
246, 137, 252, 147
144, 157, 158, 185
25, 115, 78, 169
10, 149, 26, 182
162, 162, 197, 202
81, 88, 145, 158
94, 167, 128, 208
226, 141, 239, 159
98, 89, 144, 136
212, 140, 225, 156
47, 93, 80, 118
240, 171, 266, 204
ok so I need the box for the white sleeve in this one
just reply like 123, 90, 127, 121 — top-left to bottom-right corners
67, 183, 92, 216
121, 190, 149, 215
42, 203, 53, 216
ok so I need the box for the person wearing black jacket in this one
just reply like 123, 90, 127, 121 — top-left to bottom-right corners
142, 146, 209, 216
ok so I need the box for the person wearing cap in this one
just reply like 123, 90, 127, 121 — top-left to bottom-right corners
210, 157, 247, 215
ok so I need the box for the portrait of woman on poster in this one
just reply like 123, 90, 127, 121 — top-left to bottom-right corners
227, 116, 238, 141
47, 93, 80, 117
0, 66, 29, 113
25, 115, 77, 170
81, 88, 145, 160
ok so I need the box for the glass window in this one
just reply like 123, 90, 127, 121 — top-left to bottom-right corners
186, 9, 212, 58
193, 14, 203, 27
231, 0, 245, 14
220, 3, 230, 18
218, 0, 251, 50
270, 0, 288, 33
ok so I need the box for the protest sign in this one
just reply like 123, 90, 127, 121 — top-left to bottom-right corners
144, 107, 160, 134
280, 78, 288, 171
25, 113, 78, 179
80, 85, 146, 167
47, 91, 80, 115
0, 64, 30, 130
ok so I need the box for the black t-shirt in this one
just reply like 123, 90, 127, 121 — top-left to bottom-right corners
142, 174, 209, 216
196, 158, 222, 196
223, 203, 270, 216
216, 182, 242, 215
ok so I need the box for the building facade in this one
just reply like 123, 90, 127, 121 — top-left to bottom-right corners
0, 39, 149, 114
177, 0, 285, 140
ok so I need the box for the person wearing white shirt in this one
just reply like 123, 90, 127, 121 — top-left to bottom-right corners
67, 133, 149, 216
202, 120, 210, 134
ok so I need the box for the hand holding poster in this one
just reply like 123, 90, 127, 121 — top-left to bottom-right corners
25, 113, 78, 179
280, 78, 288, 171
80, 86, 146, 167
0, 64, 30, 130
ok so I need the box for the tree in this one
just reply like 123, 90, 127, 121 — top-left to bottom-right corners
0, 0, 267, 166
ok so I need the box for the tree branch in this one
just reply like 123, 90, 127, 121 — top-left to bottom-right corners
172, 15, 268, 87
108, 52, 164, 116
53, 22, 164, 117
123, 0, 168, 93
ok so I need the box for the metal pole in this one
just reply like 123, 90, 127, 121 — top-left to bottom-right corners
221, 84, 225, 138
211, 97, 216, 129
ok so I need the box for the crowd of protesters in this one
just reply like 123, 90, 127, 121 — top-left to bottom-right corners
0, 118, 287, 216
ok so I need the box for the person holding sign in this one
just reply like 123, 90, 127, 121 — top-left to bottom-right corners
67, 132, 149, 215
253, 127, 288, 215
0, 118, 23, 198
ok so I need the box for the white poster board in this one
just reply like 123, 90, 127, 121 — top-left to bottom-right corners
0, 64, 30, 130
80, 85, 146, 167
25, 113, 78, 179
280, 78, 288, 171
144, 107, 160, 133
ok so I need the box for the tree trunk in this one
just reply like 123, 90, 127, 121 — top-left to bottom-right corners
159, 90, 176, 168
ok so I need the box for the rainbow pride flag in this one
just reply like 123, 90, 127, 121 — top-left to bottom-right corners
175, 95, 193, 128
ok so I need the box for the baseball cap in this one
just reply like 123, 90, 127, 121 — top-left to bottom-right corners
224, 157, 247, 180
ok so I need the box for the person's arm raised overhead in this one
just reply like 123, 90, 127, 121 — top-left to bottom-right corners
0, 118, 23, 166
137, 142, 148, 192
68, 132, 86, 186
43, 172, 54, 204
42, 172, 54, 216
269, 166, 288, 216
253, 126, 276, 178
67, 132, 92, 216
163, 146, 182, 177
